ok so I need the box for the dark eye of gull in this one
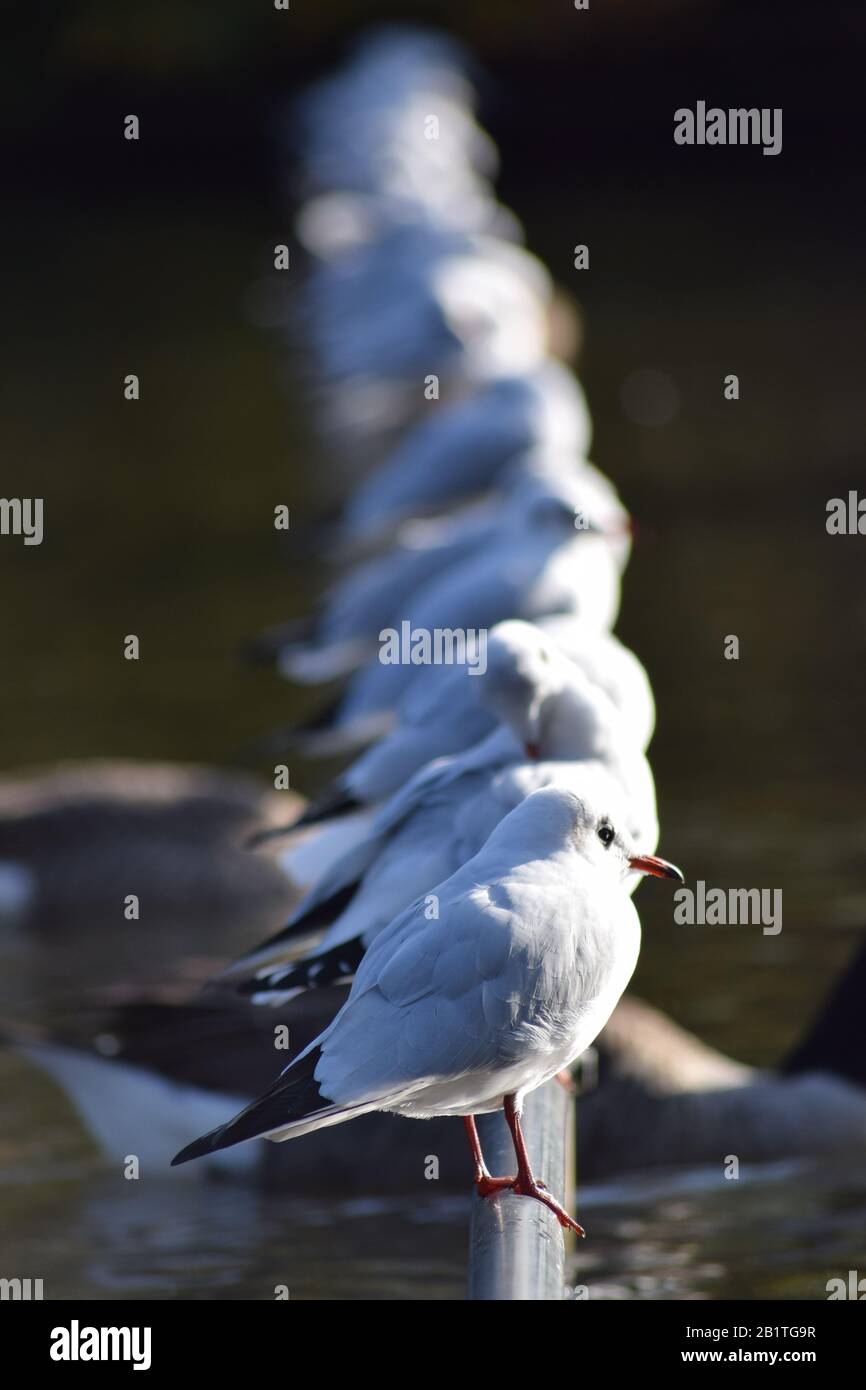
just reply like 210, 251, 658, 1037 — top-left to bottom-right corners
597, 822, 615, 848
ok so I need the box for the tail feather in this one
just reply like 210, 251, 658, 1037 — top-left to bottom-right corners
238, 695, 347, 762
277, 638, 371, 685
269, 879, 360, 942
241, 616, 317, 668
244, 786, 360, 855
275, 708, 395, 760
239, 935, 366, 1000
294, 784, 361, 828
172, 1046, 329, 1164
245, 819, 298, 849
219, 881, 361, 979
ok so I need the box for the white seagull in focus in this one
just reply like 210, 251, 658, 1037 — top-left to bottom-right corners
173, 785, 683, 1232
237, 760, 656, 1004
237, 663, 657, 982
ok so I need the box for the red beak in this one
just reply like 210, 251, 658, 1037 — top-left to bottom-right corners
628, 853, 684, 883
525, 741, 541, 760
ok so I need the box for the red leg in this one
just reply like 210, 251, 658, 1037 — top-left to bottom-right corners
503, 1095, 585, 1236
463, 1115, 517, 1197
555, 1068, 578, 1095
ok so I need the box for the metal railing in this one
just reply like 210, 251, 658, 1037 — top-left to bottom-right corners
466, 1081, 576, 1300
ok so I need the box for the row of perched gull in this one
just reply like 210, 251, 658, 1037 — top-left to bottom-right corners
10, 28, 866, 1245
170, 29, 685, 1236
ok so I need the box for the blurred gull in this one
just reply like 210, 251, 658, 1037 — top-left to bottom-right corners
329, 361, 591, 555
259, 455, 620, 683
275, 618, 654, 824
301, 229, 553, 391
535, 615, 655, 752
271, 613, 653, 764
293, 28, 498, 210
262, 472, 626, 746
295, 188, 522, 262
291, 28, 518, 241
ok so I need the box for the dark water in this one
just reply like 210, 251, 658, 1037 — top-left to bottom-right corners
1, 177, 865, 1298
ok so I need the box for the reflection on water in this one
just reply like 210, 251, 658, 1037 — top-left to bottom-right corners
4, 1112, 865, 1300
1, 1173, 468, 1301
1, 191, 865, 1298
572, 1161, 866, 1301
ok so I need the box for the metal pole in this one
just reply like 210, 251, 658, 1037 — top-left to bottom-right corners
466, 1080, 576, 1300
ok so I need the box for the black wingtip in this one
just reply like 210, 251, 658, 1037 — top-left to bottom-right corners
295, 785, 360, 828
226, 880, 362, 977
171, 1126, 228, 1166
170, 1047, 327, 1167
237, 935, 367, 999
240, 616, 317, 669
244, 820, 297, 849
237, 696, 347, 763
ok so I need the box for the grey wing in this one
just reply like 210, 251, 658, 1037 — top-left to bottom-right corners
346, 703, 493, 802
313, 882, 523, 1105
399, 661, 480, 722
340, 558, 520, 715
371, 726, 518, 836
320, 532, 477, 643
282, 824, 384, 925
402, 552, 519, 643
342, 394, 526, 534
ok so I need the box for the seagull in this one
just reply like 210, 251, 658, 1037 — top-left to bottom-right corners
274, 617, 651, 830
172, 785, 684, 1232
268, 472, 624, 740
255, 453, 624, 685
266, 613, 653, 764
301, 228, 553, 390
254, 619, 558, 826
236, 760, 657, 1005
294, 28, 498, 214
329, 361, 591, 555
271, 634, 656, 895
534, 614, 655, 753
251, 503, 498, 685
237, 654, 657, 975
19, 937, 866, 1189
294, 186, 521, 262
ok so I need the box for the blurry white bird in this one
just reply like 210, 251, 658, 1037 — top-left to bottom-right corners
261, 455, 621, 684
174, 785, 683, 1231
295, 187, 522, 263
270, 612, 653, 764
301, 228, 552, 391
273, 618, 652, 828
535, 615, 655, 752
294, 28, 499, 219
328, 361, 591, 555
268, 473, 624, 736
